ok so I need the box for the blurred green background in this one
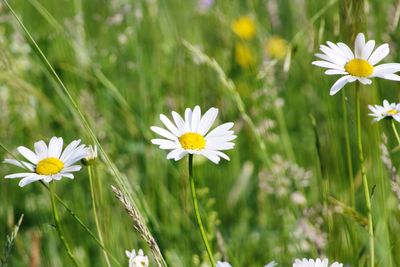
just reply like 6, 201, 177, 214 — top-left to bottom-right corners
1, 0, 400, 266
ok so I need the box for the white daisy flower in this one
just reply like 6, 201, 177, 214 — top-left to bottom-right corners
293, 258, 343, 267
217, 261, 232, 267
150, 106, 236, 164
368, 99, 400, 122
125, 249, 149, 267
3, 137, 88, 187
312, 32, 400, 95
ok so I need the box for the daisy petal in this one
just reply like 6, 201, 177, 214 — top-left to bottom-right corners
48, 137, 63, 158
18, 175, 42, 187
368, 43, 389, 65
34, 140, 48, 160
337, 42, 354, 59
62, 165, 82, 172
151, 139, 178, 150
206, 122, 234, 138
361, 40, 375, 59
174, 150, 187, 161
312, 60, 344, 70
358, 77, 372, 84
315, 53, 346, 66
63, 148, 89, 167
354, 33, 365, 58
167, 148, 186, 160
382, 73, 400, 81
61, 173, 75, 179
191, 106, 201, 132
372, 63, 400, 77
325, 69, 348, 75
17, 146, 38, 164
213, 150, 230, 160
185, 108, 193, 131
5, 173, 33, 179
60, 140, 81, 162
200, 150, 220, 164
206, 135, 237, 143
198, 108, 218, 135
330, 76, 351, 95
150, 126, 177, 140
171, 111, 187, 134
206, 142, 235, 150
52, 174, 62, 181
326, 41, 348, 58
160, 114, 179, 136
3, 159, 34, 171
319, 45, 348, 62
392, 114, 400, 122
43, 176, 52, 183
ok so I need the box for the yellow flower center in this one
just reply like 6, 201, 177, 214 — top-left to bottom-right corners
36, 157, 64, 175
179, 132, 206, 150
231, 16, 256, 40
344, 59, 373, 77
387, 109, 398, 116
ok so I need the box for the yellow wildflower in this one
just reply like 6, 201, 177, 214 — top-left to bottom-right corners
235, 43, 255, 68
231, 16, 256, 40
265, 36, 288, 60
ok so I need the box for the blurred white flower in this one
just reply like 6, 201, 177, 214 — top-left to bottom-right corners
265, 261, 278, 267
291, 191, 307, 205
293, 258, 342, 267
368, 99, 400, 122
217, 261, 232, 267
118, 34, 129, 45
313, 32, 400, 95
125, 249, 149, 267
259, 155, 311, 198
3, 137, 88, 187
151, 106, 236, 164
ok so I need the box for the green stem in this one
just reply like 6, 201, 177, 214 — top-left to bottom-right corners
391, 120, 400, 146
342, 92, 355, 207
355, 83, 374, 267
49, 183, 80, 267
88, 166, 112, 267
188, 154, 216, 267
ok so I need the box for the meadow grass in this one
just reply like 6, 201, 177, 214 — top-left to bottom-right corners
1, 0, 400, 266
